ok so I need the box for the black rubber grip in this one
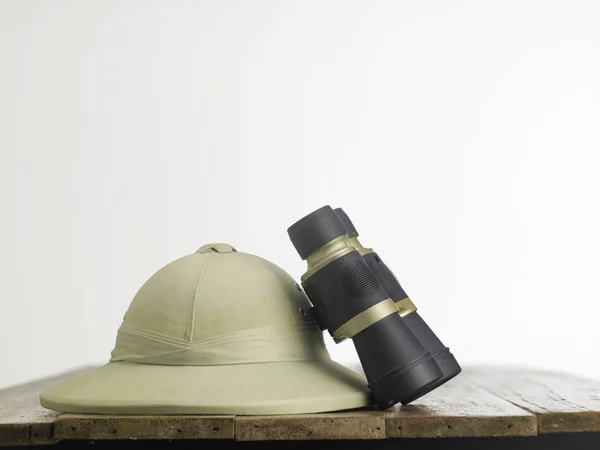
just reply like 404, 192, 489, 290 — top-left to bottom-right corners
302, 252, 389, 332
362, 252, 409, 302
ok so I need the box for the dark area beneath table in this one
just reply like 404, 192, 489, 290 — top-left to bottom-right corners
2, 433, 600, 450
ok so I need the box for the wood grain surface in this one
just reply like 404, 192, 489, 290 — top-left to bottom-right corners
384, 375, 537, 438
1, 366, 600, 445
236, 411, 385, 441
466, 367, 600, 434
54, 414, 234, 440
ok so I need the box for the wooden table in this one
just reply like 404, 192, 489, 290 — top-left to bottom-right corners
1, 366, 599, 449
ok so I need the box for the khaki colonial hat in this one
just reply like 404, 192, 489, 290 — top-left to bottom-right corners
40, 243, 371, 415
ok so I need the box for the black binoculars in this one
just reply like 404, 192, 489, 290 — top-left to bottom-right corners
287, 205, 461, 409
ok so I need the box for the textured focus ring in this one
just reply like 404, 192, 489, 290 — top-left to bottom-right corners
332, 298, 398, 343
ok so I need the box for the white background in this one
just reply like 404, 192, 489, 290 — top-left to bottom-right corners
1, 0, 599, 390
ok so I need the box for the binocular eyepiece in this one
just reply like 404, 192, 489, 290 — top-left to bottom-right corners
287, 205, 460, 408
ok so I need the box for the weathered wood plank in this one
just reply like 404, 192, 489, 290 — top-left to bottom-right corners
385, 375, 537, 438
54, 414, 234, 440
0, 368, 90, 446
235, 411, 386, 441
466, 367, 600, 434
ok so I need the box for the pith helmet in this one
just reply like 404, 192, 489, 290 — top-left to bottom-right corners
40, 243, 371, 414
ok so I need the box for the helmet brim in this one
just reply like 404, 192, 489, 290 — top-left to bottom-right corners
40, 359, 372, 415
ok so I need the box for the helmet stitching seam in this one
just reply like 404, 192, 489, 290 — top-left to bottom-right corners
189, 252, 214, 341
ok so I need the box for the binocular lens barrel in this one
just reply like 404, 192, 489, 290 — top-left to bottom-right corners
287, 206, 443, 408
334, 208, 462, 390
